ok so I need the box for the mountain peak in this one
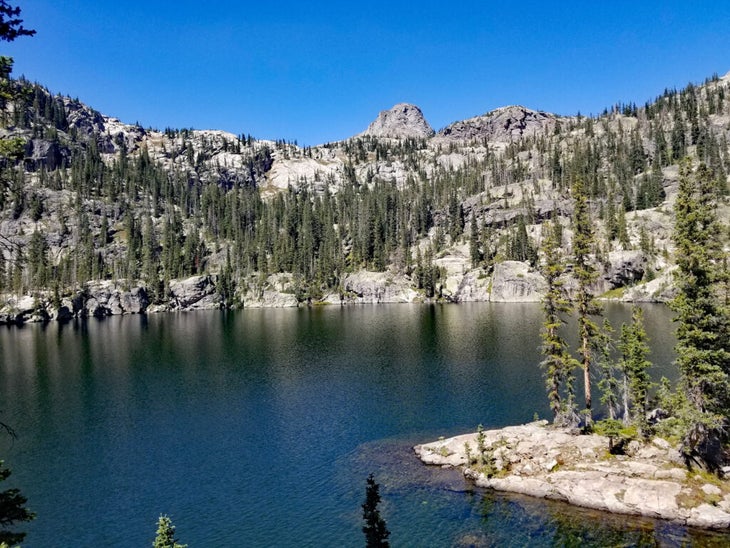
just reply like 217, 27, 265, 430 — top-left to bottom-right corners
359, 103, 434, 139
438, 105, 557, 142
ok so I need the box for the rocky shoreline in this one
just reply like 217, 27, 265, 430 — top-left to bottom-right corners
0, 252, 673, 325
414, 421, 730, 530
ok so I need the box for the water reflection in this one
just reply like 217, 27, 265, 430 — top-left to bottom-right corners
0, 303, 709, 547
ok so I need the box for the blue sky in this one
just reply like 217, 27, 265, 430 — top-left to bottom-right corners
4, 1, 730, 145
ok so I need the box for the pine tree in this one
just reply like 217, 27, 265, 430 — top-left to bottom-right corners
594, 319, 619, 421
26, 229, 48, 288
152, 515, 186, 548
571, 178, 601, 427
362, 474, 390, 548
469, 214, 481, 267
671, 160, 730, 470
539, 218, 577, 424
0, 460, 35, 546
618, 307, 652, 436
0, 2, 35, 43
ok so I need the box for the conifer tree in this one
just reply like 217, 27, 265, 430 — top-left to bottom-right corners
594, 318, 619, 421
571, 178, 601, 426
0, 459, 35, 546
469, 214, 481, 267
362, 474, 390, 548
539, 218, 577, 424
0, 1, 35, 43
671, 160, 730, 470
152, 515, 186, 548
618, 307, 652, 436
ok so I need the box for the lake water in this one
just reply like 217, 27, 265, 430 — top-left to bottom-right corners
1, 303, 727, 546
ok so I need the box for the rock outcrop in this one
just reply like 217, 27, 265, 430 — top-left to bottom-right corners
149, 275, 221, 312
439, 106, 557, 142
621, 268, 679, 303
241, 274, 299, 308
340, 271, 419, 303
24, 138, 71, 171
0, 275, 227, 324
359, 103, 435, 139
0, 282, 150, 323
76, 282, 149, 317
449, 269, 492, 302
603, 250, 647, 289
489, 261, 547, 302
415, 422, 730, 529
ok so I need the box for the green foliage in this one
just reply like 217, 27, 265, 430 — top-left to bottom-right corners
592, 419, 638, 454
0, 137, 24, 160
0, 460, 35, 546
539, 218, 577, 425
476, 423, 486, 458
469, 214, 481, 267
618, 307, 653, 437
670, 160, 730, 471
464, 441, 474, 465
152, 515, 186, 548
506, 215, 537, 265
595, 318, 620, 421
26, 229, 49, 288
571, 178, 602, 426
362, 474, 390, 548
473, 424, 498, 476
0, 1, 34, 42
1, 66, 729, 329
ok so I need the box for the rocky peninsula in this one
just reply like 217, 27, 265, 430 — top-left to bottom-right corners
415, 421, 730, 529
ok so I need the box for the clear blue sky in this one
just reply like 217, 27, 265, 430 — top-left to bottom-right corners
4, 1, 730, 146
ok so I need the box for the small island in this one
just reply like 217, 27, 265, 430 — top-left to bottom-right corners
415, 421, 730, 529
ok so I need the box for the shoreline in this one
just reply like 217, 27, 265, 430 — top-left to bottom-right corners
0, 278, 670, 327
414, 421, 730, 530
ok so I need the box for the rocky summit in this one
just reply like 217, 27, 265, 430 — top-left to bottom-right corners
438, 105, 557, 142
358, 102, 435, 139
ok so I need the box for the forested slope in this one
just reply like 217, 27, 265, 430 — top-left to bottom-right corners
1, 69, 728, 321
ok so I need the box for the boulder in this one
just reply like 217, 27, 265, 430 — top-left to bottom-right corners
0, 295, 38, 324
450, 269, 491, 302
168, 275, 220, 310
71, 281, 150, 317
341, 271, 419, 303
603, 250, 647, 289
243, 289, 299, 308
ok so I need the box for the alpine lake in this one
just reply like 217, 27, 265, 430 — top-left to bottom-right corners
1, 303, 728, 546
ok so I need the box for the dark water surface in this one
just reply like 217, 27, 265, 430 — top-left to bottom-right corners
0, 303, 727, 546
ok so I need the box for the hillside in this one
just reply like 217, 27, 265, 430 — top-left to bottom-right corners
0, 70, 729, 322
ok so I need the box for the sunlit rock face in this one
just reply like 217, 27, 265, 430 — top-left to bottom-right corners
359, 103, 435, 139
